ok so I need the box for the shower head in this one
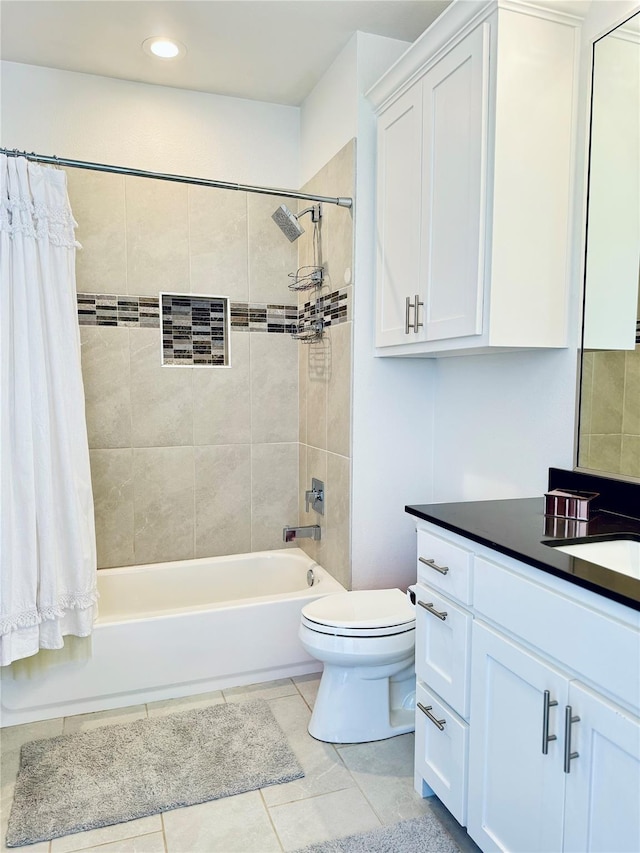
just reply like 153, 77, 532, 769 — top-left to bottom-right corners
272, 204, 305, 242
271, 203, 322, 242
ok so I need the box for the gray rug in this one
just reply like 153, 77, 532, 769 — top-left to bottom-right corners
6, 698, 303, 848
295, 813, 462, 853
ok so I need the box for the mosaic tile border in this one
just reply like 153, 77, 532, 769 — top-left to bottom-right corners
77, 288, 351, 336
77, 294, 160, 327
299, 289, 349, 329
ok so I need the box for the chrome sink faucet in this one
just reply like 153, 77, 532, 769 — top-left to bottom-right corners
283, 525, 321, 543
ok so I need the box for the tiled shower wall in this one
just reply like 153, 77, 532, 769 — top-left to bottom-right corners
296, 140, 355, 589
67, 168, 301, 568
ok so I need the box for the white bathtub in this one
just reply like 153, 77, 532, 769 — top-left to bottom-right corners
0, 549, 346, 727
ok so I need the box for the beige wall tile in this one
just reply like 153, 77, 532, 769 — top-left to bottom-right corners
590, 351, 625, 434
188, 186, 248, 300
81, 326, 131, 449
325, 452, 351, 589
298, 445, 327, 566
587, 434, 622, 475
193, 333, 250, 445
130, 328, 193, 447
248, 194, 298, 304
326, 322, 352, 458
125, 176, 189, 296
251, 443, 299, 552
299, 344, 308, 444
194, 445, 251, 557
90, 449, 134, 569
621, 434, 640, 478
133, 447, 195, 564
250, 333, 298, 443
66, 168, 127, 295
305, 338, 329, 450
623, 348, 640, 436
578, 351, 594, 439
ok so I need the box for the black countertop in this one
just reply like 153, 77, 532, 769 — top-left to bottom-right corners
406, 498, 640, 611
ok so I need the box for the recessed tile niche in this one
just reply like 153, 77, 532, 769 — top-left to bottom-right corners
161, 293, 230, 367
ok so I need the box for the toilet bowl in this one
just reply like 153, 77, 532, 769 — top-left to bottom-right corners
299, 588, 416, 743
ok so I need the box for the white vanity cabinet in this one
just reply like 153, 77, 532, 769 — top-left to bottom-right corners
412, 518, 640, 853
369, 0, 580, 356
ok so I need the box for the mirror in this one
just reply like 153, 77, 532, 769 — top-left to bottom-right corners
577, 9, 640, 479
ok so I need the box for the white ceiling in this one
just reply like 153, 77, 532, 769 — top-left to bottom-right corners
0, 0, 454, 105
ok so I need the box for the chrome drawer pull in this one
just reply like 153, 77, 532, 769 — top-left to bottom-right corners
417, 600, 448, 621
418, 703, 446, 731
541, 689, 558, 755
563, 705, 580, 773
419, 557, 449, 575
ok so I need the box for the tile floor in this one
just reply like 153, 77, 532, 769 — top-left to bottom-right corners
0, 675, 481, 853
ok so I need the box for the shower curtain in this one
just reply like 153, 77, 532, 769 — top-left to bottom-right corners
0, 154, 97, 666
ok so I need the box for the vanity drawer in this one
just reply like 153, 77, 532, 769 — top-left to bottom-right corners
415, 680, 468, 827
417, 528, 473, 604
474, 556, 640, 710
415, 582, 472, 719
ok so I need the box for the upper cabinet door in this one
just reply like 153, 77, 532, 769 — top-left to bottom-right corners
420, 23, 489, 342
375, 83, 424, 347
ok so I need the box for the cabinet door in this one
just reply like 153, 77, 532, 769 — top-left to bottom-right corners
375, 83, 424, 347
563, 681, 640, 853
420, 23, 489, 341
467, 621, 568, 853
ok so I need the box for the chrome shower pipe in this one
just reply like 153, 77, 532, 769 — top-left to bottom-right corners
0, 148, 353, 209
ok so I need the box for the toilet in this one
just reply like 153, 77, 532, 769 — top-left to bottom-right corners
299, 588, 416, 743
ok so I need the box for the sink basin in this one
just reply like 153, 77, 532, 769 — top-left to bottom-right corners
552, 539, 640, 581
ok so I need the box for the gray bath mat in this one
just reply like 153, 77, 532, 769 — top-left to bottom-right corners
6, 698, 303, 848
295, 812, 462, 853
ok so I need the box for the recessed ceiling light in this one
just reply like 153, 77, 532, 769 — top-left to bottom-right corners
142, 37, 186, 60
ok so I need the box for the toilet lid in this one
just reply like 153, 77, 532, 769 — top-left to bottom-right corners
301, 588, 415, 630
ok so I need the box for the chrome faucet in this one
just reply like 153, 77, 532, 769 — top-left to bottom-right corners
283, 525, 321, 543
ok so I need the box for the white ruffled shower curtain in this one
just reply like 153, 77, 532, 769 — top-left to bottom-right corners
0, 154, 98, 666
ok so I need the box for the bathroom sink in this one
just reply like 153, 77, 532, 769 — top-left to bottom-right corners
551, 539, 640, 581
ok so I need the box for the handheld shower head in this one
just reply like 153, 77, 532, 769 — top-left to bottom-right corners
271, 203, 322, 242
272, 204, 305, 242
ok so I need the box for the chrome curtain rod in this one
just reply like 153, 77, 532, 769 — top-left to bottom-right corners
0, 148, 353, 209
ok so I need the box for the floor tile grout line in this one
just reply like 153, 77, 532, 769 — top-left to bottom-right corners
61, 829, 162, 853
265, 783, 361, 813
160, 811, 168, 853
259, 788, 285, 853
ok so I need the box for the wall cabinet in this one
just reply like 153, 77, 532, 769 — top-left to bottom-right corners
412, 519, 640, 852
369, 0, 580, 356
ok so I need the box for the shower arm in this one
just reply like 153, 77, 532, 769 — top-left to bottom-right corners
0, 148, 353, 209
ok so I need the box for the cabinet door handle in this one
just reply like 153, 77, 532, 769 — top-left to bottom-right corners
417, 600, 448, 621
418, 702, 446, 731
414, 294, 424, 332
405, 296, 414, 335
541, 689, 558, 755
563, 705, 580, 773
419, 556, 449, 575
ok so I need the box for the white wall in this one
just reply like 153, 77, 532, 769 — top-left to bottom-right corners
0, 61, 300, 186
300, 31, 438, 593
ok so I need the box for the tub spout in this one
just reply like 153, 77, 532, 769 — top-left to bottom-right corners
283, 525, 321, 542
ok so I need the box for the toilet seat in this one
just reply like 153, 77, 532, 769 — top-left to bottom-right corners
301, 589, 415, 638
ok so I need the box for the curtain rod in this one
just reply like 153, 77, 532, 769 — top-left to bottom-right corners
0, 148, 353, 209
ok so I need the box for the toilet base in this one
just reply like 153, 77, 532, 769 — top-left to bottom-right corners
307, 660, 416, 743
